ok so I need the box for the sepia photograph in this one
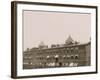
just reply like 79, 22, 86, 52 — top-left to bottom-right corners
23, 10, 91, 69
11, 1, 97, 78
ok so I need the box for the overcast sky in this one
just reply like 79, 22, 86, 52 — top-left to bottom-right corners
23, 10, 91, 51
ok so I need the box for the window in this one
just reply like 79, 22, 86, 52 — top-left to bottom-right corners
47, 55, 50, 58
63, 55, 66, 59
71, 55, 74, 59
71, 48, 74, 50
75, 55, 79, 59
67, 55, 70, 59
23, 62, 29, 65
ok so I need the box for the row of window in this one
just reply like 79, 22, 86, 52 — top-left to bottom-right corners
23, 62, 78, 67
36, 50, 79, 55
37, 55, 79, 60
23, 56, 32, 59
35, 47, 79, 53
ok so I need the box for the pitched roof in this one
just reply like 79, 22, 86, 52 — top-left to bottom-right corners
65, 36, 74, 43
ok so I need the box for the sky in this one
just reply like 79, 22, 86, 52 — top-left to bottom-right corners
23, 10, 91, 51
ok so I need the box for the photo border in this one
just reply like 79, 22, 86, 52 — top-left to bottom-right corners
11, 1, 98, 79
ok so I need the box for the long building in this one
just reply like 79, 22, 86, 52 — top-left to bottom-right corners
23, 36, 91, 69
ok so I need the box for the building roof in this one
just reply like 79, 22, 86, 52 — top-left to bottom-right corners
24, 36, 90, 52
24, 42, 90, 53
39, 41, 45, 47
65, 35, 74, 44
